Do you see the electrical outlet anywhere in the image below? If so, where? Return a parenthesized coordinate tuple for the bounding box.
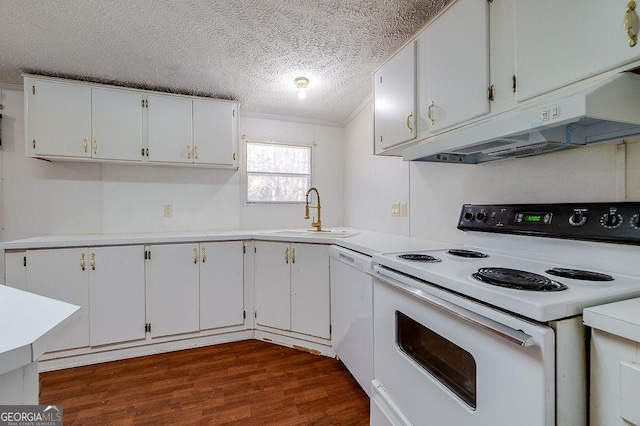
(400, 202, 408, 217)
(391, 202, 400, 217)
(164, 204, 173, 217)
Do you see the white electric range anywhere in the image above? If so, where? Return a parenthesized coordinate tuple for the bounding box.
(369, 202, 640, 426)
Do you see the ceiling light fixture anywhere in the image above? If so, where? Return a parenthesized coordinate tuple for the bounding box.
(295, 77, 309, 99)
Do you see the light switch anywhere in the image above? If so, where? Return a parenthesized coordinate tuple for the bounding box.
(551, 106, 559, 118)
(164, 204, 173, 217)
(391, 202, 400, 217)
(400, 202, 408, 217)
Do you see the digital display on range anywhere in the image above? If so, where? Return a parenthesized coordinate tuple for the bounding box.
(523, 214, 543, 223)
(515, 212, 552, 225)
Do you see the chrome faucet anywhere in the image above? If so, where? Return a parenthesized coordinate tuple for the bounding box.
(304, 187, 322, 231)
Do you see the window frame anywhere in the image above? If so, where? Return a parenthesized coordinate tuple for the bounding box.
(243, 139, 313, 205)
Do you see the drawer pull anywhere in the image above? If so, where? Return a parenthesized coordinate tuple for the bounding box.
(90, 252, 96, 271)
(201, 247, 206, 263)
(427, 101, 436, 125)
(285, 247, 289, 264)
(193, 248, 198, 264)
(406, 112, 414, 133)
(80, 253, 86, 271)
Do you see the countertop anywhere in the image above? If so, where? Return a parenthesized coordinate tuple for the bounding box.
(0, 228, 455, 257)
(584, 298, 640, 343)
(0, 285, 80, 375)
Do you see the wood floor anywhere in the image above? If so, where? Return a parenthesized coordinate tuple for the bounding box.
(39, 340, 370, 425)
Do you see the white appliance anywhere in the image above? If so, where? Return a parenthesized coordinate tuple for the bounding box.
(329, 246, 374, 396)
(403, 72, 640, 163)
(371, 202, 640, 426)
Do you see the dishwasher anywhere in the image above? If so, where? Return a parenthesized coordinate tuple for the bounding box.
(329, 245, 374, 397)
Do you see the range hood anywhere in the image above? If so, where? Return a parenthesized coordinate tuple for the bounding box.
(403, 72, 640, 164)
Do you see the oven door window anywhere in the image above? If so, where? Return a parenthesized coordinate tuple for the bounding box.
(396, 311, 477, 409)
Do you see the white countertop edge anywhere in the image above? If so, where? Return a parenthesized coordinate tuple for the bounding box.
(0, 286, 81, 375)
(0, 228, 454, 257)
(583, 298, 640, 343)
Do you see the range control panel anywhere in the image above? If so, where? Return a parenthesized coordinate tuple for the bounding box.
(457, 203, 640, 244)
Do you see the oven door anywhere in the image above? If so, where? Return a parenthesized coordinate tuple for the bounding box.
(372, 267, 555, 426)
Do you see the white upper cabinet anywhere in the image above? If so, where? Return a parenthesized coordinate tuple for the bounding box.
(24, 75, 239, 169)
(147, 94, 193, 163)
(424, 0, 490, 133)
(193, 100, 238, 167)
(91, 88, 144, 161)
(374, 41, 417, 154)
(515, 0, 640, 101)
(27, 78, 92, 158)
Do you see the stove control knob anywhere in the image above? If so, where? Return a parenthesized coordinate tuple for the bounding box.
(463, 212, 475, 222)
(631, 213, 640, 229)
(600, 212, 623, 229)
(475, 212, 487, 222)
(568, 212, 587, 227)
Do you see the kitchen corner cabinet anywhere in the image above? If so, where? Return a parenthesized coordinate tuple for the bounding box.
(24, 246, 146, 351)
(24, 75, 239, 168)
(422, 0, 489, 134)
(373, 41, 417, 155)
(515, 0, 640, 102)
(254, 241, 330, 340)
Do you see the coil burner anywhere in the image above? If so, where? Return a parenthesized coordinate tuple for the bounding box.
(473, 267, 567, 291)
(398, 254, 442, 263)
(447, 249, 489, 258)
(545, 268, 614, 282)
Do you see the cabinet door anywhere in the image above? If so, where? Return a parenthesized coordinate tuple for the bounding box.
(374, 41, 417, 153)
(515, 0, 640, 101)
(147, 244, 200, 338)
(29, 79, 92, 158)
(26, 248, 90, 351)
(89, 246, 146, 347)
(291, 243, 330, 339)
(199, 241, 244, 330)
(193, 100, 238, 167)
(5, 252, 27, 291)
(91, 87, 143, 161)
(147, 94, 193, 163)
(254, 241, 291, 331)
(427, 0, 489, 132)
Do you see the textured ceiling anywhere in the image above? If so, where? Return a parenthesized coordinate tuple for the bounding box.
(0, 0, 451, 125)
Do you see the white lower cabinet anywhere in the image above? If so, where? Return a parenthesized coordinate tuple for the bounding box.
(199, 241, 245, 330)
(89, 246, 146, 347)
(25, 248, 90, 352)
(146, 243, 201, 338)
(254, 241, 330, 340)
(24, 245, 146, 351)
(146, 241, 245, 338)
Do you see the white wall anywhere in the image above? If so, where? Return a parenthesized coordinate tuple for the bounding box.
(343, 100, 410, 236)
(343, 99, 640, 244)
(0, 91, 344, 241)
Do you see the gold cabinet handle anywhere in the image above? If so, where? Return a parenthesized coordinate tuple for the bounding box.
(194, 145, 199, 160)
(406, 112, 414, 133)
(90, 252, 96, 270)
(187, 145, 192, 159)
(193, 248, 198, 264)
(285, 247, 289, 264)
(83, 136, 88, 153)
(625, 1, 638, 47)
(291, 247, 295, 264)
(201, 247, 206, 263)
(92, 138, 98, 155)
(427, 102, 436, 125)
(80, 253, 86, 271)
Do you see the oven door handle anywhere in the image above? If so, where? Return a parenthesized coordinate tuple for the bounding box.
(370, 270, 535, 347)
